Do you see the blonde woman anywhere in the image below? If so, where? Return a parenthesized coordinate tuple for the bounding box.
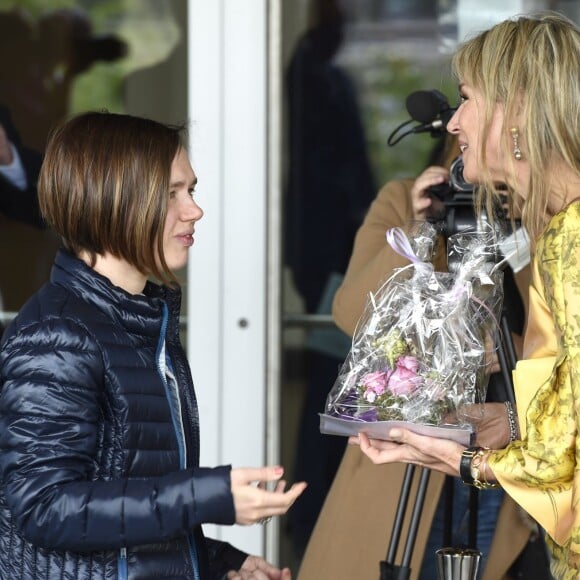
(352, 12, 580, 579)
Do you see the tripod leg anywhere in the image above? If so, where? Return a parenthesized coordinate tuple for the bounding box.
(386, 464, 416, 564)
(380, 467, 431, 580)
(500, 314, 518, 371)
(496, 319, 516, 405)
(401, 467, 431, 568)
(468, 487, 479, 549)
(443, 476, 454, 547)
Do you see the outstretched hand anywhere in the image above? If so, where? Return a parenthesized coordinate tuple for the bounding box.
(230, 466, 307, 526)
(349, 429, 464, 477)
(227, 555, 292, 579)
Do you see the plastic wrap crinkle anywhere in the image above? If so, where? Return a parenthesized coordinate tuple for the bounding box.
(321, 221, 504, 443)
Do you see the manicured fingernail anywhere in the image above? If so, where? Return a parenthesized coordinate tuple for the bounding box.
(389, 429, 401, 440)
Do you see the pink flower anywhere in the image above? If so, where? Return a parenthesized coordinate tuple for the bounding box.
(361, 370, 390, 402)
(397, 355, 419, 374)
(387, 355, 421, 396)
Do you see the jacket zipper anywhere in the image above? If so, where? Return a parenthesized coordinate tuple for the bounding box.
(118, 547, 128, 580)
(156, 303, 200, 580)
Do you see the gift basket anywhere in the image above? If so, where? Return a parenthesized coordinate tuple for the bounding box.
(319, 222, 504, 445)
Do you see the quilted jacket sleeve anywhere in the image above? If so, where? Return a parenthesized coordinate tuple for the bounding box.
(0, 316, 235, 552)
(206, 537, 248, 578)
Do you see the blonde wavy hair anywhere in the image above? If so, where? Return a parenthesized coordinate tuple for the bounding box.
(451, 11, 580, 242)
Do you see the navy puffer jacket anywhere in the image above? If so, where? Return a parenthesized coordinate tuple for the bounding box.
(0, 249, 247, 579)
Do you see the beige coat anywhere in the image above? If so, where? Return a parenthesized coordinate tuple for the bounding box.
(298, 178, 532, 580)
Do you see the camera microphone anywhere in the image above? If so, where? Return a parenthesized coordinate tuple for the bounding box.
(405, 89, 456, 134)
(410, 118, 446, 134)
(387, 89, 456, 146)
(406, 89, 446, 122)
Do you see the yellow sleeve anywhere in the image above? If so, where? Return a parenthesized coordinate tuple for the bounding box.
(488, 203, 580, 565)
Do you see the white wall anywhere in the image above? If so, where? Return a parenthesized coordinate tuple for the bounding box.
(187, 0, 270, 559)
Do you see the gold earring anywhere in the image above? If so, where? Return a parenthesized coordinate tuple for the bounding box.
(510, 127, 522, 160)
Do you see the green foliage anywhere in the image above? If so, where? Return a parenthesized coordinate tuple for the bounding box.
(0, 1, 181, 114)
(70, 64, 125, 113)
(0, 0, 74, 18)
(345, 53, 457, 186)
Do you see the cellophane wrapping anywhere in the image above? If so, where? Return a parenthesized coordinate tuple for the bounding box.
(323, 222, 504, 436)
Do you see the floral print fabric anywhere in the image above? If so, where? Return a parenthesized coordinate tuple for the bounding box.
(489, 201, 580, 579)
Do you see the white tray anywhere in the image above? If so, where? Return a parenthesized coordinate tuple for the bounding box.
(319, 413, 474, 446)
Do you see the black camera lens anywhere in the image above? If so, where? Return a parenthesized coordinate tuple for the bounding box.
(449, 157, 473, 193)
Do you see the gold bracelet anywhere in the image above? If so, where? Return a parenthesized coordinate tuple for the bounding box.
(469, 448, 485, 488)
(473, 449, 500, 490)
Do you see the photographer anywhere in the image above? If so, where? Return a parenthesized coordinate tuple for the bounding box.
(298, 133, 542, 580)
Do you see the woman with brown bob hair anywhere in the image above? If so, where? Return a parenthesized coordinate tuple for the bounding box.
(0, 111, 306, 580)
(40, 111, 181, 285)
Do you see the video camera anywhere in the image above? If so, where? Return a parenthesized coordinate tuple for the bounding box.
(427, 155, 480, 238)
(387, 89, 509, 240)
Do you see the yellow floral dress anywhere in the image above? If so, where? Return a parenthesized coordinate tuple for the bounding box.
(489, 200, 580, 579)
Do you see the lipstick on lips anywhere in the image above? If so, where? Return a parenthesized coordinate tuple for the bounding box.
(176, 232, 194, 246)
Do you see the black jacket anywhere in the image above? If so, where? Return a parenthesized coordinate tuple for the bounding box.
(0, 249, 246, 579)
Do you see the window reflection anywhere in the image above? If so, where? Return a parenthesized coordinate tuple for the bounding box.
(281, 0, 456, 565)
(0, 1, 187, 334)
(283, 0, 377, 560)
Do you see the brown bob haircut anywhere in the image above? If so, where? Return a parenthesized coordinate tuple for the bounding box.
(39, 111, 186, 286)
